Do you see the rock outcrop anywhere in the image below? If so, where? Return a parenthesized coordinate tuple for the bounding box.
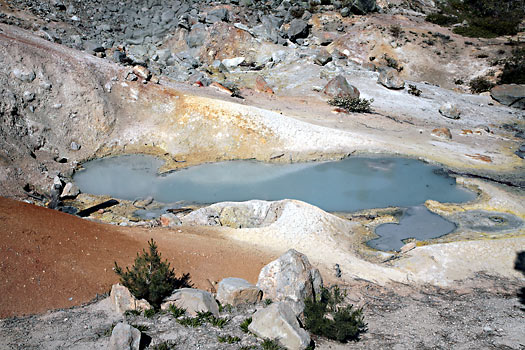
(257, 249, 322, 315)
(248, 302, 311, 350)
(216, 277, 262, 306)
(161, 288, 219, 317)
(490, 84, 525, 109)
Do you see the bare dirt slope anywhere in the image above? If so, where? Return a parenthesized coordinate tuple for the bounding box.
(0, 197, 275, 318)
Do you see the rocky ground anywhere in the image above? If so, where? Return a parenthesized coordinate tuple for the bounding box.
(0, 0, 524, 349)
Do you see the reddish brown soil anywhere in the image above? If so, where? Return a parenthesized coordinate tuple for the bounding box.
(0, 197, 275, 318)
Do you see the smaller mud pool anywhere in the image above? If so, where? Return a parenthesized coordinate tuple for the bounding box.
(368, 206, 457, 251)
(74, 155, 475, 212)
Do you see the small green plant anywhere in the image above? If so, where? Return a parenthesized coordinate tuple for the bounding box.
(304, 286, 367, 343)
(469, 76, 494, 93)
(103, 322, 117, 337)
(177, 316, 203, 327)
(177, 311, 228, 328)
(218, 335, 241, 343)
(124, 309, 141, 317)
(261, 338, 284, 350)
(168, 304, 186, 318)
(264, 298, 273, 306)
(114, 239, 192, 309)
(328, 97, 373, 113)
(211, 317, 229, 328)
(408, 84, 422, 96)
(151, 341, 176, 350)
(240, 317, 252, 333)
(144, 308, 157, 318)
(218, 302, 233, 313)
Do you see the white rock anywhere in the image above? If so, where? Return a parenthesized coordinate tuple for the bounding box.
(60, 182, 80, 199)
(216, 277, 262, 306)
(222, 57, 245, 68)
(161, 288, 219, 317)
(108, 323, 141, 350)
(110, 284, 151, 314)
(248, 302, 310, 350)
(257, 249, 322, 316)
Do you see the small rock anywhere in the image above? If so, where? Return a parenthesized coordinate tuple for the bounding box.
(222, 57, 245, 68)
(216, 278, 262, 306)
(110, 284, 152, 314)
(248, 302, 311, 350)
(13, 68, 36, 82)
(377, 67, 405, 90)
(321, 75, 360, 100)
(161, 288, 219, 317)
(60, 182, 80, 199)
(70, 141, 81, 150)
(313, 49, 332, 66)
(108, 323, 141, 350)
(255, 76, 274, 94)
(257, 249, 322, 316)
(287, 19, 309, 42)
(132, 66, 151, 81)
(210, 82, 233, 95)
(431, 127, 452, 140)
(439, 103, 461, 119)
(160, 213, 182, 227)
(400, 242, 417, 254)
(23, 91, 35, 102)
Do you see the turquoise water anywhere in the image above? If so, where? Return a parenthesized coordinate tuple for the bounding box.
(74, 155, 475, 212)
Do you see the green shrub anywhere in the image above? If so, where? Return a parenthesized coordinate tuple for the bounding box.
(240, 317, 252, 333)
(124, 309, 141, 317)
(151, 341, 176, 350)
(264, 298, 273, 306)
(144, 308, 157, 318)
(389, 24, 403, 38)
(177, 311, 228, 328)
(177, 316, 203, 327)
(328, 97, 373, 113)
(469, 76, 494, 93)
(130, 324, 150, 332)
(304, 286, 367, 343)
(383, 54, 403, 72)
(425, 0, 524, 38)
(499, 48, 525, 85)
(218, 335, 241, 343)
(114, 239, 192, 309)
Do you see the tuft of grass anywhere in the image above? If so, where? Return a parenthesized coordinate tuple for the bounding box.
(499, 47, 525, 85)
(124, 309, 141, 317)
(328, 97, 373, 113)
(167, 304, 186, 318)
(304, 286, 367, 343)
(177, 316, 203, 327)
(103, 322, 117, 337)
(264, 298, 273, 306)
(131, 324, 150, 332)
(144, 308, 157, 318)
(176, 311, 228, 328)
(261, 338, 285, 350)
(240, 317, 252, 333)
(389, 24, 403, 38)
(218, 335, 241, 344)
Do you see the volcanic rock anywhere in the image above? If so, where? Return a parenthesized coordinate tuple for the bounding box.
(322, 75, 360, 99)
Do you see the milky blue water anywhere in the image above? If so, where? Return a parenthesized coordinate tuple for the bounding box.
(74, 155, 475, 212)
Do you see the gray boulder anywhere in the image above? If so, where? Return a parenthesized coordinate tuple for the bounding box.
(439, 102, 461, 119)
(108, 323, 141, 350)
(314, 49, 332, 66)
(349, 0, 378, 15)
(216, 278, 262, 306)
(322, 75, 360, 99)
(161, 288, 219, 317)
(257, 249, 322, 315)
(12, 68, 36, 82)
(287, 19, 309, 41)
(377, 67, 405, 90)
(490, 84, 525, 109)
(159, 213, 181, 227)
(248, 302, 311, 350)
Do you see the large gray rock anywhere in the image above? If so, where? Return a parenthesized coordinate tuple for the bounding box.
(490, 84, 525, 109)
(322, 75, 360, 99)
(377, 67, 405, 90)
(161, 288, 219, 317)
(216, 278, 262, 306)
(108, 323, 141, 350)
(287, 19, 309, 41)
(439, 102, 461, 119)
(257, 249, 322, 315)
(60, 182, 80, 199)
(248, 302, 311, 350)
(110, 284, 152, 314)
